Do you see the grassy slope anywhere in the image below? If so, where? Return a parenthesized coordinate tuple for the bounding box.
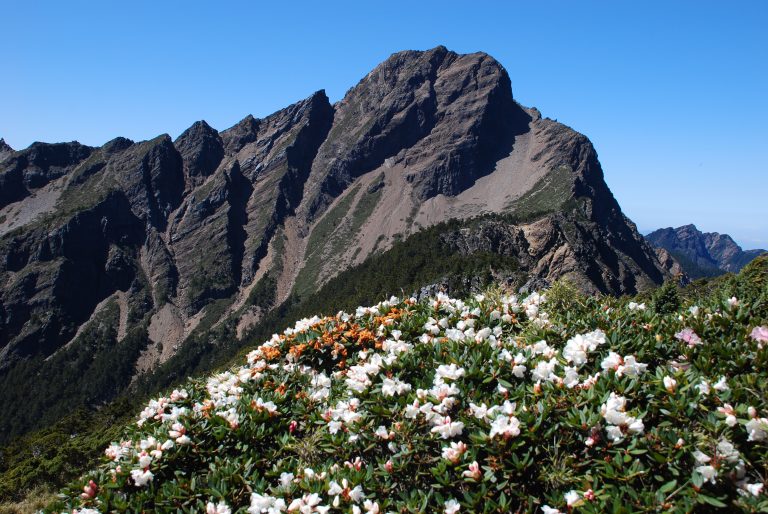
(2, 234, 763, 508)
(42, 256, 768, 513)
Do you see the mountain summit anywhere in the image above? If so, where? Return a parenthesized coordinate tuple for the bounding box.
(0, 47, 670, 441)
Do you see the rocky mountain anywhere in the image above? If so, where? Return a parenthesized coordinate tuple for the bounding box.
(0, 46, 671, 441)
(646, 224, 766, 278)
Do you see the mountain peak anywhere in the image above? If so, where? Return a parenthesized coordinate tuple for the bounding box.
(646, 225, 766, 276)
(0, 48, 673, 445)
(0, 138, 12, 154)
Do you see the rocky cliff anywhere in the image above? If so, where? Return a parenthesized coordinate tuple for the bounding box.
(646, 224, 766, 277)
(0, 46, 671, 441)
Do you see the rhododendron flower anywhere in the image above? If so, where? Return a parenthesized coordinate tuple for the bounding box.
(727, 296, 739, 309)
(617, 355, 647, 377)
(717, 404, 738, 427)
(696, 465, 717, 484)
(435, 363, 465, 381)
(207, 501, 232, 514)
(80, 479, 98, 500)
(431, 416, 464, 439)
(249, 492, 287, 513)
(675, 328, 702, 347)
(130, 468, 153, 487)
(462, 461, 481, 480)
(628, 301, 645, 311)
(739, 482, 764, 497)
(444, 499, 461, 513)
(489, 415, 521, 439)
(713, 376, 729, 392)
(287, 493, 329, 513)
(750, 326, 768, 347)
(541, 507, 562, 514)
(746, 417, 768, 441)
(380, 377, 412, 396)
(663, 376, 677, 393)
(601, 393, 643, 443)
(601, 352, 622, 371)
(441, 441, 467, 463)
(564, 490, 582, 507)
(693, 450, 711, 464)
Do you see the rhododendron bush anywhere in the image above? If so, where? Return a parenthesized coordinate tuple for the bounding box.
(50, 279, 768, 513)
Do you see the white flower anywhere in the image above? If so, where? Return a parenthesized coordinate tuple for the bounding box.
(489, 415, 521, 439)
(617, 355, 647, 377)
(441, 441, 468, 463)
(444, 499, 460, 514)
(130, 468, 153, 487)
(249, 492, 287, 513)
(138, 452, 152, 468)
(746, 417, 768, 441)
(697, 380, 711, 395)
(541, 507, 562, 514)
(740, 482, 764, 497)
(287, 492, 329, 513)
(362, 500, 379, 513)
(695, 465, 718, 484)
(713, 376, 729, 392)
(600, 392, 643, 442)
(601, 352, 622, 371)
(663, 376, 677, 393)
(717, 439, 740, 463)
(430, 417, 464, 439)
(207, 501, 232, 514)
(692, 450, 711, 464)
(374, 425, 393, 439)
(563, 366, 580, 388)
(628, 302, 646, 311)
(380, 377, 412, 397)
(436, 363, 465, 381)
(279, 472, 294, 488)
(562, 330, 606, 368)
(564, 490, 582, 507)
(462, 460, 481, 479)
(727, 296, 739, 309)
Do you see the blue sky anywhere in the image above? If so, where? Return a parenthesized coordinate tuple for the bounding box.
(2, 1, 766, 248)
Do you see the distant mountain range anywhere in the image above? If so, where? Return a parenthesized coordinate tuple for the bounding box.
(646, 224, 766, 278)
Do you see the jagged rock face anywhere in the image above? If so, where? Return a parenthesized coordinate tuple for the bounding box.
(174, 121, 224, 188)
(0, 139, 13, 160)
(0, 141, 93, 208)
(301, 46, 529, 220)
(0, 47, 673, 440)
(646, 224, 765, 275)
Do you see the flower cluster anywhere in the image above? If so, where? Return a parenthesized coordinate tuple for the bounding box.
(52, 285, 768, 513)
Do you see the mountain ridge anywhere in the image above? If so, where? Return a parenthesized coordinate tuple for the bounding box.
(646, 224, 766, 278)
(0, 46, 671, 442)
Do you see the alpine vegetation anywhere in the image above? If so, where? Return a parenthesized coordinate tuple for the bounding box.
(50, 260, 768, 513)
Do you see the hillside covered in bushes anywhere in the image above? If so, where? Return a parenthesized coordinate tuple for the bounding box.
(42, 257, 768, 513)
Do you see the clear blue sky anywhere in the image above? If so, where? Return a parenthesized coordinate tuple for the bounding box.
(2, 1, 766, 248)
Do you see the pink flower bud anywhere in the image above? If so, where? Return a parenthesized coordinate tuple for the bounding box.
(385, 459, 394, 473)
(80, 479, 98, 499)
(289, 420, 298, 434)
